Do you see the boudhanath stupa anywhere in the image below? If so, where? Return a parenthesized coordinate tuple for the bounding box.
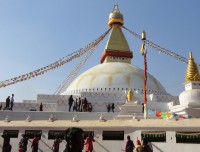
(61, 4, 176, 113)
(1, 4, 179, 113)
(1, 4, 200, 152)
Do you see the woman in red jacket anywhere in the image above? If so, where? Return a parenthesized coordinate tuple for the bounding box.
(85, 132, 95, 152)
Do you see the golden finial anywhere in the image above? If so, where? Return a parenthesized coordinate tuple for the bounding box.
(189, 51, 192, 58)
(140, 31, 146, 53)
(185, 51, 200, 82)
(113, 4, 120, 12)
(108, 4, 124, 27)
(141, 31, 146, 40)
(127, 89, 134, 102)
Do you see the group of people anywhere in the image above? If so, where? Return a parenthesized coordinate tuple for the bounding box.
(124, 136, 153, 152)
(18, 134, 61, 152)
(2, 127, 153, 152)
(1, 127, 95, 152)
(68, 95, 93, 112)
(106, 103, 115, 112)
(2, 133, 43, 152)
(0, 94, 15, 111)
(17, 134, 40, 152)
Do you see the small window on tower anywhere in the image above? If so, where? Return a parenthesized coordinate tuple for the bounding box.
(141, 131, 166, 142)
(102, 131, 124, 140)
(176, 132, 200, 143)
(25, 130, 42, 139)
(3, 130, 19, 138)
(48, 130, 65, 140)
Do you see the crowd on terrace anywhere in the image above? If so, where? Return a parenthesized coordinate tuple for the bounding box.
(0, 94, 117, 113)
(68, 95, 93, 112)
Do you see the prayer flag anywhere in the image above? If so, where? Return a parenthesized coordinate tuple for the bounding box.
(167, 112, 172, 118)
(156, 111, 162, 117)
(161, 112, 167, 118)
(148, 109, 154, 115)
(140, 43, 145, 54)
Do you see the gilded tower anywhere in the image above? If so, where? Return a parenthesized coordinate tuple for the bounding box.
(100, 4, 133, 64)
(178, 52, 200, 115)
(184, 52, 200, 91)
(185, 52, 200, 82)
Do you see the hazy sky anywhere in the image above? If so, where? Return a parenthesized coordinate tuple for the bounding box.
(0, 0, 199, 102)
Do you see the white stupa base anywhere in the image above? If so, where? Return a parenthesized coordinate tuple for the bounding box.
(170, 102, 200, 118)
(186, 108, 200, 117)
(114, 101, 143, 120)
(119, 102, 143, 114)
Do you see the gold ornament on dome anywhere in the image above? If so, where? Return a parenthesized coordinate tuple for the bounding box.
(127, 89, 134, 102)
(185, 52, 200, 82)
(108, 4, 124, 27)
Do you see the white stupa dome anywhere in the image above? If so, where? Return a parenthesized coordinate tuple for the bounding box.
(64, 62, 166, 94)
(62, 5, 167, 97)
(179, 89, 200, 105)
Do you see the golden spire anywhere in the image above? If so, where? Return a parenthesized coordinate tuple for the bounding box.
(100, 5, 132, 64)
(185, 52, 200, 82)
(108, 4, 124, 27)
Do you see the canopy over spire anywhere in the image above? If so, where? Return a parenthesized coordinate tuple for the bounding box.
(185, 52, 200, 82)
(108, 4, 124, 27)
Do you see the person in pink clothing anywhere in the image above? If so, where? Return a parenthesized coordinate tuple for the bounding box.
(85, 132, 95, 152)
(18, 144, 23, 152)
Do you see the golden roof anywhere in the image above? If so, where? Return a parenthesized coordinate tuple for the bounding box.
(185, 52, 200, 82)
(104, 24, 130, 52)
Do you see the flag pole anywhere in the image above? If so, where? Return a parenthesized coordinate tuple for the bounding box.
(141, 31, 148, 119)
